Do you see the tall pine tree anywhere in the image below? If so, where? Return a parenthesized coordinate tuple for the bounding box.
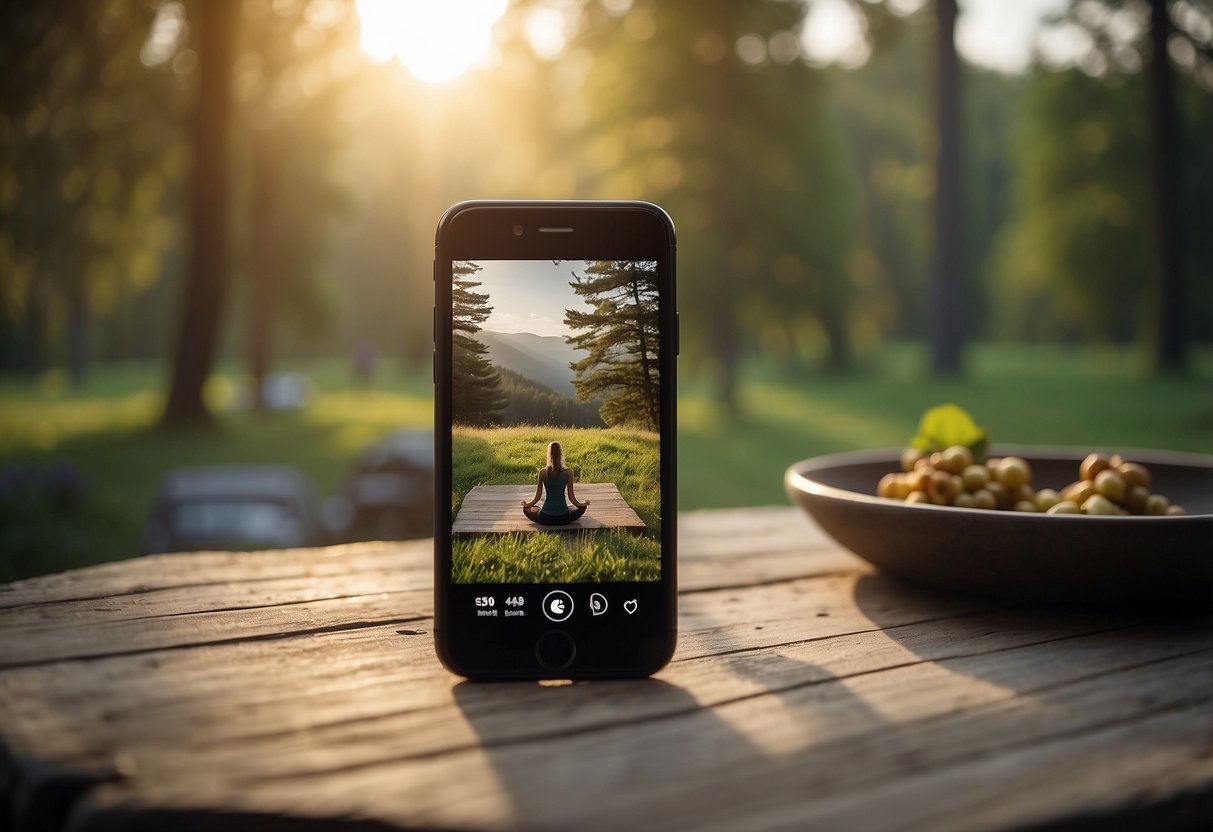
(564, 261, 660, 431)
(452, 261, 506, 426)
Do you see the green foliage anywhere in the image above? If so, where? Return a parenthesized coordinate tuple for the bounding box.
(678, 342, 1213, 509)
(452, 262, 507, 426)
(1, 345, 1211, 580)
(0, 1, 187, 376)
(0, 357, 432, 582)
(232, 0, 361, 348)
(909, 403, 989, 461)
(571, 0, 861, 393)
(565, 260, 661, 430)
(497, 367, 604, 428)
(992, 0, 1213, 348)
(993, 70, 1152, 342)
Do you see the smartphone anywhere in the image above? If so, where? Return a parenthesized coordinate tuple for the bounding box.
(433, 200, 677, 679)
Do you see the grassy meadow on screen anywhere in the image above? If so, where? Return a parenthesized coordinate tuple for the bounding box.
(449, 260, 662, 583)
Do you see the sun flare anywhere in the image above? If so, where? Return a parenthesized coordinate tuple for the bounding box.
(355, 0, 508, 84)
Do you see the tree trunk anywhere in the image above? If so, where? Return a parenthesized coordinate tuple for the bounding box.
(1149, 0, 1187, 374)
(822, 313, 851, 373)
(66, 269, 88, 385)
(629, 268, 658, 432)
(712, 305, 737, 410)
(21, 277, 47, 377)
(161, 0, 237, 425)
(248, 133, 279, 410)
(930, 0, 964, 377)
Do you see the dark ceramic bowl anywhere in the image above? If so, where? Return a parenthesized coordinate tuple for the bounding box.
(785, 447, 1213, 608)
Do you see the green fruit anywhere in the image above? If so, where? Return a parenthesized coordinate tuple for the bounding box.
(996, 457, 1032, 490)
(940, 445, 973, 474)
(878, 473, 901, 499)
(962, 464, 990, 492)
(901, 448, 926, 473)
(1094, 469, 1126, 503)
(1123, 484, 1149, 514)
(1082, 494, 1118, 515)
(972, 489, 997, 510)
(1034, 489, 1060, 511)
(1079, 453, 1111, 482)
(1144, 493, 1170, 515)
(1117, 462, 1151, 489)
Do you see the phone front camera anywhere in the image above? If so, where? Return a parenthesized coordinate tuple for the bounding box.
(512, 225, 524, 237)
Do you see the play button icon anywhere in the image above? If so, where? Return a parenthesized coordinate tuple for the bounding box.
(541, 590, 574, 622)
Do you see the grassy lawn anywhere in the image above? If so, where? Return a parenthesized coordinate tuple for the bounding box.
(1, 342, 1211, 582)
(679, 342, 1213, 508)
(451, 529, 660, 583)
(451, 425, 661, 583)
(0, 359, 432, 582)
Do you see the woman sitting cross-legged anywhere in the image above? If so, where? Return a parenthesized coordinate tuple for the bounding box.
(521, 441, 589, 527)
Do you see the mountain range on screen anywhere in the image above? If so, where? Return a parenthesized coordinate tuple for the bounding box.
(474, 330, 585, 397)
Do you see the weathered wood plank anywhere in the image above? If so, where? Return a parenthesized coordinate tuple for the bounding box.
(453, 484, 645, 534)
(0, 592, 430, 669)
(0, 509, 843, 643)
(64, 635, 1213, 831)
(0, 541, 431, 610)
(0, 573, 984, 765)
(7, 570, 1206, 830)
(3, 507, 1210, 832)
(0, 508, 828, 610)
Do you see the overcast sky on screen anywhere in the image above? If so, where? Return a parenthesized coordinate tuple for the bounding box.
(470, 260, 596, 339)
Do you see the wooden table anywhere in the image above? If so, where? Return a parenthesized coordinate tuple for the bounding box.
(453, 483, 645, 534)
(2, 507, 1211, 831)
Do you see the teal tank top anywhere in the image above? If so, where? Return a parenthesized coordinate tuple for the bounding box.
(541, 468, 568, 515)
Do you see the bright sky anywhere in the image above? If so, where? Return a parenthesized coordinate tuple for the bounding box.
(803, 0, 1073, 73)
(357, 0, 1076, 85)
(471, 260, 596, 339)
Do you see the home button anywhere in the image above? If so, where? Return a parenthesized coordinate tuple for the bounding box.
(535, 630, 576, 670)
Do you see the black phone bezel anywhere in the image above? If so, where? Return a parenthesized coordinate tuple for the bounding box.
(433, 200, 677, 680)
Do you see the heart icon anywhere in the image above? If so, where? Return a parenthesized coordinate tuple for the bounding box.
(623, 599, 638, 614)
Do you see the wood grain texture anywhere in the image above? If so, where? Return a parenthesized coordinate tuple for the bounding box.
(1, 507, 1210, 832)
(453, 484, 645, 533)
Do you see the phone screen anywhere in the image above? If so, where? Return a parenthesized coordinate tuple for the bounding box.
(435, 204, 675, 677)
(447, 259, 665, 645)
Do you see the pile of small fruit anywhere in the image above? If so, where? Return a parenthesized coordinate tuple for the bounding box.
(878, 448, 1186, 516)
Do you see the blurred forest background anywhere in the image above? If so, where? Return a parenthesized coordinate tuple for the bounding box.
(1, 0, 1211, 580)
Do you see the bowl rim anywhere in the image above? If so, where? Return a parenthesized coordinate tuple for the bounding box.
(785, 445, 1213, 521)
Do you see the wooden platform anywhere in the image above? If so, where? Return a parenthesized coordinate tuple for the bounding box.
(2, 507, 1212, 831)
(452, 483, 646, 534)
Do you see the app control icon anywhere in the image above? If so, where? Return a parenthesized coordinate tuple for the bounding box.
(542, 590, 574, 622)
(623, 599, 638, 615)
(589, 592, 608, 616)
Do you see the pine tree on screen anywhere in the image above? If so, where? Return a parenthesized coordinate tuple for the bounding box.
(452, 261, 506, 425)
(565, 260, 660, 432)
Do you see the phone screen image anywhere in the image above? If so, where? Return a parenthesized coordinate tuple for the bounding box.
(435, 202, 675, 678)
(450, 258, 662, 594)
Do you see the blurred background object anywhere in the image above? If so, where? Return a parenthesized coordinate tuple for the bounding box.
(142, 464, 322, 553)
(322, 428, 434, 542)
(1, 0, 1210, 581)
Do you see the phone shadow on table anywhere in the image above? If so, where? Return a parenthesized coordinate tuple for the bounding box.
(450, 648, 890, 826)
(851, 570, 1213, 697)
(450, 572, 1213, 827)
